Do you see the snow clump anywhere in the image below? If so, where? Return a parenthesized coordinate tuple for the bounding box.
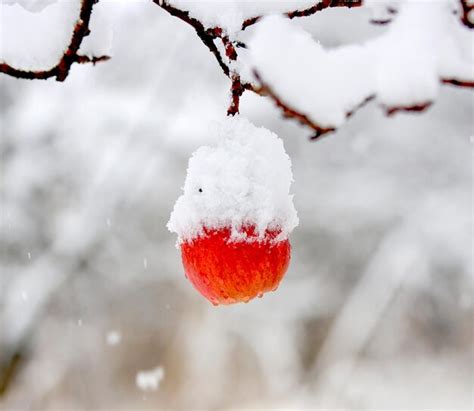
(167, 116, 298, 243)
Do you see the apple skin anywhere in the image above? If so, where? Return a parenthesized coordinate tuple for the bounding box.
(180, 226, 291, 305)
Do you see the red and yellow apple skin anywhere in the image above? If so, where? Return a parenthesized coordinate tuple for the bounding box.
(180, 226, 291, 305)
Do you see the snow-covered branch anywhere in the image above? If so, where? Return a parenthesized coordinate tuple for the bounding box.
(248, 1, 474, 138)
(1, 0, 473, 137)
(0, 0, 109, 81)
(460, 0, 474, 28)
(241, 0, 363, 30)
(154, 0, 473, 137)
(154, 1, 368, 118)
(154, 1, 232, 77)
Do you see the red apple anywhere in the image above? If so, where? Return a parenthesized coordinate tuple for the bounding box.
(180, 226, 291, 305)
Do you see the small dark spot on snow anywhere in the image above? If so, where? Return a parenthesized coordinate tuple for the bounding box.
(198, 188, 203, 193)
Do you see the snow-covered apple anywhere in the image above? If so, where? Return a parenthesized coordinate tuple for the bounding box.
(168, 116, 298, 305)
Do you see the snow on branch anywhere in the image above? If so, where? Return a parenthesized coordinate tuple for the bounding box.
(153, 1, 232, 77)
(0, 0, 109, 81)
(154, 0, 473, 138)
(1, 0, 473, 137)
(154, 1, 366, 116)
(161, 0, 342, 34)
(242, 0, 363, 30)
(460, 0, 474, 28)
(248, 1, 474, 138)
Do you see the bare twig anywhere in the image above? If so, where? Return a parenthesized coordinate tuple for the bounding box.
(0, 0, 108, 81)
(227, 75, 246, 116)
(386, 102, 433, 116)
(442, 77, 474, 88)
(74, 55, 111, 65)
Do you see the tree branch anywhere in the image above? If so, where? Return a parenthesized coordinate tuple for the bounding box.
(255, 69, 474, 139)
(242, 0, 363, 30)
(227, 75, 246, 116)
(0, 0, 108, 81)
(460, 0, 474, 28)
(74, 55, 111, 65)
(254, 70, 338, 139)
(156, 0, 473, 134)
(442, 78, 474, 88)
(2, 0, 472, 135)
(385, 102, 433, 116)
(154, 1, 231, 77)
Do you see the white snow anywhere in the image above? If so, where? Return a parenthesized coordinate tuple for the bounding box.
(371, 1, 444, 107)
(249, 15, 374, 127)
(167, 116, 298, 243)
(78, 0, 114, 58)
(364, 0, 399, 22)
(0, 0, 81, 71)
(106, 330, 122, 346)
(1, 2, 472, 408)
(168, 0, 318, 34)
(135, 366, 165, 391)
(468, 8, 474, 25)
(248, 0, 474, 128)
(2, 0, 57, 13)
(1, 0, 115, 71)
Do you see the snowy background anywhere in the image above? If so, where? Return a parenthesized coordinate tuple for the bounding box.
(1, 1, 473, 409)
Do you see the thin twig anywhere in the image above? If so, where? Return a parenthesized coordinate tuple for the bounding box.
(242, 0, 363, 30)
(74, 55, 111, 65)
(442, 78, 474, 88)
(154, 1, 366, 117)
(386, 102, 433, 116)
(227, 76, 245, 116)
(154, 1, 230, 77)
(254, 68, 474, 138)
(3, 0, 472, 133)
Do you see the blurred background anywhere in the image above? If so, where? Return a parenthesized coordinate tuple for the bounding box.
(0, 1, 472, 409)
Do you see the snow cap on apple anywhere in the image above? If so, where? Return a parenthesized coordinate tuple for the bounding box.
(168, 116, 298, 242)
(168, 116, 298, 305)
